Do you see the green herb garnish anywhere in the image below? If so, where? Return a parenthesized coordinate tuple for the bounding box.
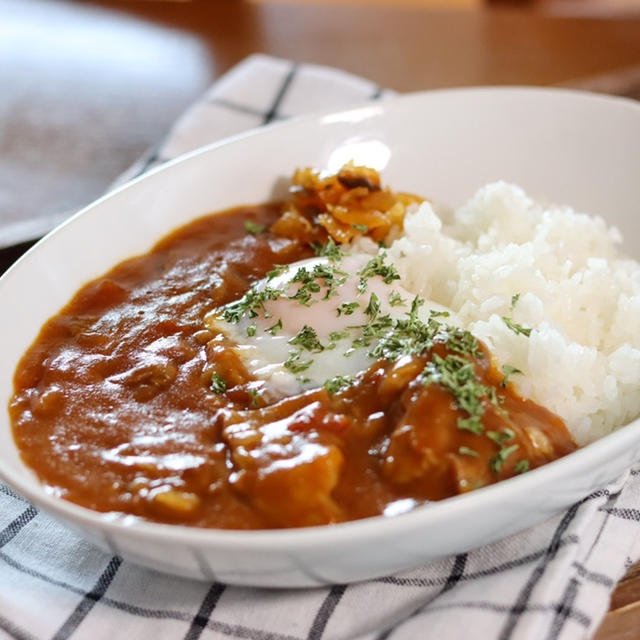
(267, 318, 283, 336)
(244, 220, 266, 235)
(351, 314, 394, 350)
(409, 295, 425, 321)
(501, 364, 523, 388)
(248, 388, 261, 407)
(324, 375, 355, 394)
(287, 264, 347, 306)
(283, 352, 313, 374)
(490, 444, 520, 474)
(352, 223, 369, 233)
(364, 293, 381, 321)
(388, 291, 406, 307)
(210, 373, 227, 394)
(368, 297, 430, 360)
(502, 316, 532, 337)
(515, 459, 530, 474)
(222, 285, 281, 323)
(266, 264, 289, 280)
(457, 417, 484, 435)
(458, 446, 480, 457)
(313, 263, 348, 300)
(288, 267, 321, 306)
(422, 353, 496, 434)
(289, 325, 324, 352)
(337, 301, 360, 316)
(445, 327, 484, 359)
(358, 253, 401, 285)
(487, 429, 515, 445)
(246, 324, 257, 337)
(510, 293, 520, 310)
(311, 237, 345, 263)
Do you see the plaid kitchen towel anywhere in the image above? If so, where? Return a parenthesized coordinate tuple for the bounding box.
(1, 54, 640, 640)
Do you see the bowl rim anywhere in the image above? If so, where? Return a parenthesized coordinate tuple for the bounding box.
(2, 85, 639, 551)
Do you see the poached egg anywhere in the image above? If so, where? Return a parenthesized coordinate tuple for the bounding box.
(207, 250, 457, 396)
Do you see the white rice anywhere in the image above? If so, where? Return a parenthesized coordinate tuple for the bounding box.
(385, 182, 640, 446)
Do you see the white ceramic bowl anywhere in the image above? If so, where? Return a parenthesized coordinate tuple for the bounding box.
(1, 88, 639, 587)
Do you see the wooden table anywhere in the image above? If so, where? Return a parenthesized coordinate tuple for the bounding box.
(1, 1, 639, 636)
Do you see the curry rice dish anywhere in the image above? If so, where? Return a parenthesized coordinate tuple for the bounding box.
(9, 166, 640, 529)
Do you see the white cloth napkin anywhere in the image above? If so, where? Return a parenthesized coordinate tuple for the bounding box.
(1, 53, 639, 640)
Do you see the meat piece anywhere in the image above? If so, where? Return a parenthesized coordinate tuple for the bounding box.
(220, 396, 348, 527)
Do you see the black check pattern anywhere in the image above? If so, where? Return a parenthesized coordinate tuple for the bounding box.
(2, 468, 635, 640)
(1, 54, 639, 640)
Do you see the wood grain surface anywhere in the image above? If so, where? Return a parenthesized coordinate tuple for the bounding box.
(1, 0, 639, 636)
